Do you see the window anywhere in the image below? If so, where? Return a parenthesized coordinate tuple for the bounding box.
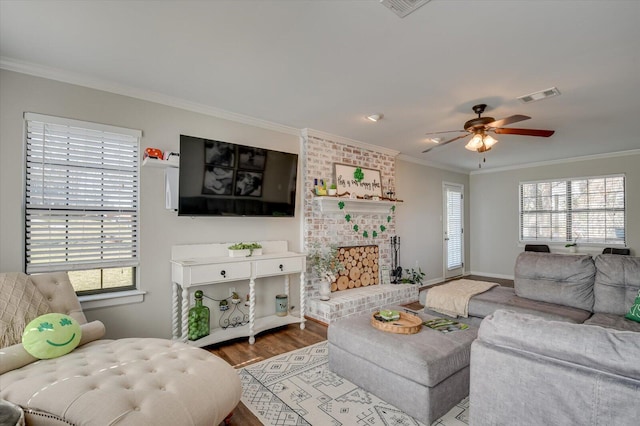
(24, 113, 141, 294)
(520, 175, 625, 245)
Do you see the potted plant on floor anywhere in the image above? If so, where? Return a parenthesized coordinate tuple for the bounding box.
(399, 267, 425, 285)
(228, 242, 262, 257)
(308, 244, 345, 301)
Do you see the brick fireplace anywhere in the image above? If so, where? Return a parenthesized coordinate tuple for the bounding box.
(301, 129, 417, 323)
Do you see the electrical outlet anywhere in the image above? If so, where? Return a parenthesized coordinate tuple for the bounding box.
(229, 287, 236, 297)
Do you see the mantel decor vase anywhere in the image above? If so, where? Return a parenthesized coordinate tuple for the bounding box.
(188, 290, 210, 341)
(319, 280, 331, 301)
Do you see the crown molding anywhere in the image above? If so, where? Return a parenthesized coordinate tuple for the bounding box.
(470, 149, 640, 175)
(0, 56, 300, 136)
(302, 128, 400, 157)
(396, 154, 469, 175)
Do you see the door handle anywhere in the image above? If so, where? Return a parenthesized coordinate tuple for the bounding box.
(444, 238, 450, 241)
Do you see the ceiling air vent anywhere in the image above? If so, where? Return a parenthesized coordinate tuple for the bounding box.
(380, 0, 433, 18)
(518, 87, 561, 103)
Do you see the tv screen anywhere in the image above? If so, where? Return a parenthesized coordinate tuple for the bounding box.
(178, 135, 298, 217)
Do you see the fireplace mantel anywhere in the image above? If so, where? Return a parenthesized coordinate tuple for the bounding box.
(313, 197, 401, 214)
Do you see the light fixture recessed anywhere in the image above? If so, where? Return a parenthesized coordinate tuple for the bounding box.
(367, 114, 383, 122)
(428, 137, 441, 144)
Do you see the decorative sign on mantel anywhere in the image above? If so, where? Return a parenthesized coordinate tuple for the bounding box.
(334, 164, 382, 198)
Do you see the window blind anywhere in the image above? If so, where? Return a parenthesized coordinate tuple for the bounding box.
(24, 113, 141, 273)
(447, 188, 463, 270)
(520, 175, 625, 245)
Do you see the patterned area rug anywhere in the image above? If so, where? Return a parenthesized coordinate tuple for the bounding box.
(239, 341, 469, 426)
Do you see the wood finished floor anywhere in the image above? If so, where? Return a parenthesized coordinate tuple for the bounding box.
(208, 274, 509, 425)
(207, 320, 327, 426)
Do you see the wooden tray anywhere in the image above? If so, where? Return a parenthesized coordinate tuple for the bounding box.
(371, 311, 422, 334)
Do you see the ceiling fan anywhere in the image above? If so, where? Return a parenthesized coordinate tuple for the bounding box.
(422, 104, 555, 153)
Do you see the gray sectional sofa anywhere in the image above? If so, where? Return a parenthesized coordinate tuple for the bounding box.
(473, 252, 640, 425)
(420, 252, 640, 331)
(419, 252, 640, 425)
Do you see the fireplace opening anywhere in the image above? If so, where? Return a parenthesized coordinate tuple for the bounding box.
(332, 245, 379, 292)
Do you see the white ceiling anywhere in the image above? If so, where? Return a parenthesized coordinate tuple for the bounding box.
(1, 0, 639, 172)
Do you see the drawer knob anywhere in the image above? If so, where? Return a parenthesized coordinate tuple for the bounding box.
(279, 264, 284, 271)
(220, 270, 226, 277)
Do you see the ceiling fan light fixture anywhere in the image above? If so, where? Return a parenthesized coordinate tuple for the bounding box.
(483, 134, 497, 149)
(367, 114, 383, 122)
(465, 133, 484, 151)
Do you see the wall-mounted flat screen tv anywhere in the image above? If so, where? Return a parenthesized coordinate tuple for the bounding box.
(178, 134, 298, 217)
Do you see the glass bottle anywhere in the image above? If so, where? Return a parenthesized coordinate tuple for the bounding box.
(188, 290, 210, 341)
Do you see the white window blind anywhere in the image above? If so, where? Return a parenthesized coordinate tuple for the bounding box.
(447, 188, 463, 270)
(24, 113, 141, 274)
(520, 175, 625, 245)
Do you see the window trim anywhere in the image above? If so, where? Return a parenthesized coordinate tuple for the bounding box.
(23, 112, 143, 297)
(518, 174, 626, 246)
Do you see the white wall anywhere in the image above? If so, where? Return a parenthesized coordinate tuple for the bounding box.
(395, 158, 470, 284)
(469, 153, 640, 278)
(0, 70, 302, 339)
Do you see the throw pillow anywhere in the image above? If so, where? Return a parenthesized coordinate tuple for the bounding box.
(625, 290, 640, 323)
(0, 272, 51, 348)
(22, 313, 82, 359)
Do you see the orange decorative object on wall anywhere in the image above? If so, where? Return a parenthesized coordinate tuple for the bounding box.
(144, 147, 163, 160)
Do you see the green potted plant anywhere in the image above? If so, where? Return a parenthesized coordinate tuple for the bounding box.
(230, 291, 241, 304)
(228, 242, 262, 257)
(399, 267, 425, 285)
(328, 183, 338, 196)
(308, 244, 345, 300)
(565, 238, 578, 253)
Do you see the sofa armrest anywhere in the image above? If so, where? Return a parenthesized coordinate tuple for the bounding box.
(0, 320, 105, 374)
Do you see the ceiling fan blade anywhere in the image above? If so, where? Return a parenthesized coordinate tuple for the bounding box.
(422, 134, 470, 153)
(424, 129, 465, 136)
(486, 114, 530, 128)
(494, 128, 555, 137)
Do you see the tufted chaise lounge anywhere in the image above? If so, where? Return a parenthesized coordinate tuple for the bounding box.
(0, 272, 242, 425)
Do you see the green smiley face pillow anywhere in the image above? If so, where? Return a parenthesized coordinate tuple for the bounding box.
(22, 313, 82, 359)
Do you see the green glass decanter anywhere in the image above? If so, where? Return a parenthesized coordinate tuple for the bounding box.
(188, 290, 210, 341)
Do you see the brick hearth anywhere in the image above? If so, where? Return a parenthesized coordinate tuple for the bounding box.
(306, 284, 417, 324)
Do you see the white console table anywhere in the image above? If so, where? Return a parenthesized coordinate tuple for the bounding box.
(170, 241, 306, 346)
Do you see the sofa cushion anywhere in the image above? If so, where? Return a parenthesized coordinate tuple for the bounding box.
(0, 272, 51, 349)
(584, 313, 640, 332)
(514, 252, 595, 311)
(593, 254, 640, 315)
(478, 310, 640, 380)
(468, 286, 592, 323)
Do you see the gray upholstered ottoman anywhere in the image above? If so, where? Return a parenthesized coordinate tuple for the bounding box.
(328, 307, 478, 424)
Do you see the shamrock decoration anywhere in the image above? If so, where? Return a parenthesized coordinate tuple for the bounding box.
(353, 167, 364, 182)
(337, 201, 395, 238)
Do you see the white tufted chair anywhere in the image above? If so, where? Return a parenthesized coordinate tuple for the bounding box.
(0, 272, 241, 426)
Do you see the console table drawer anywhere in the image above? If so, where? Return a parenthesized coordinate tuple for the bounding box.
(254, 257, 304, 277)
(188, 262, 251, 285)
